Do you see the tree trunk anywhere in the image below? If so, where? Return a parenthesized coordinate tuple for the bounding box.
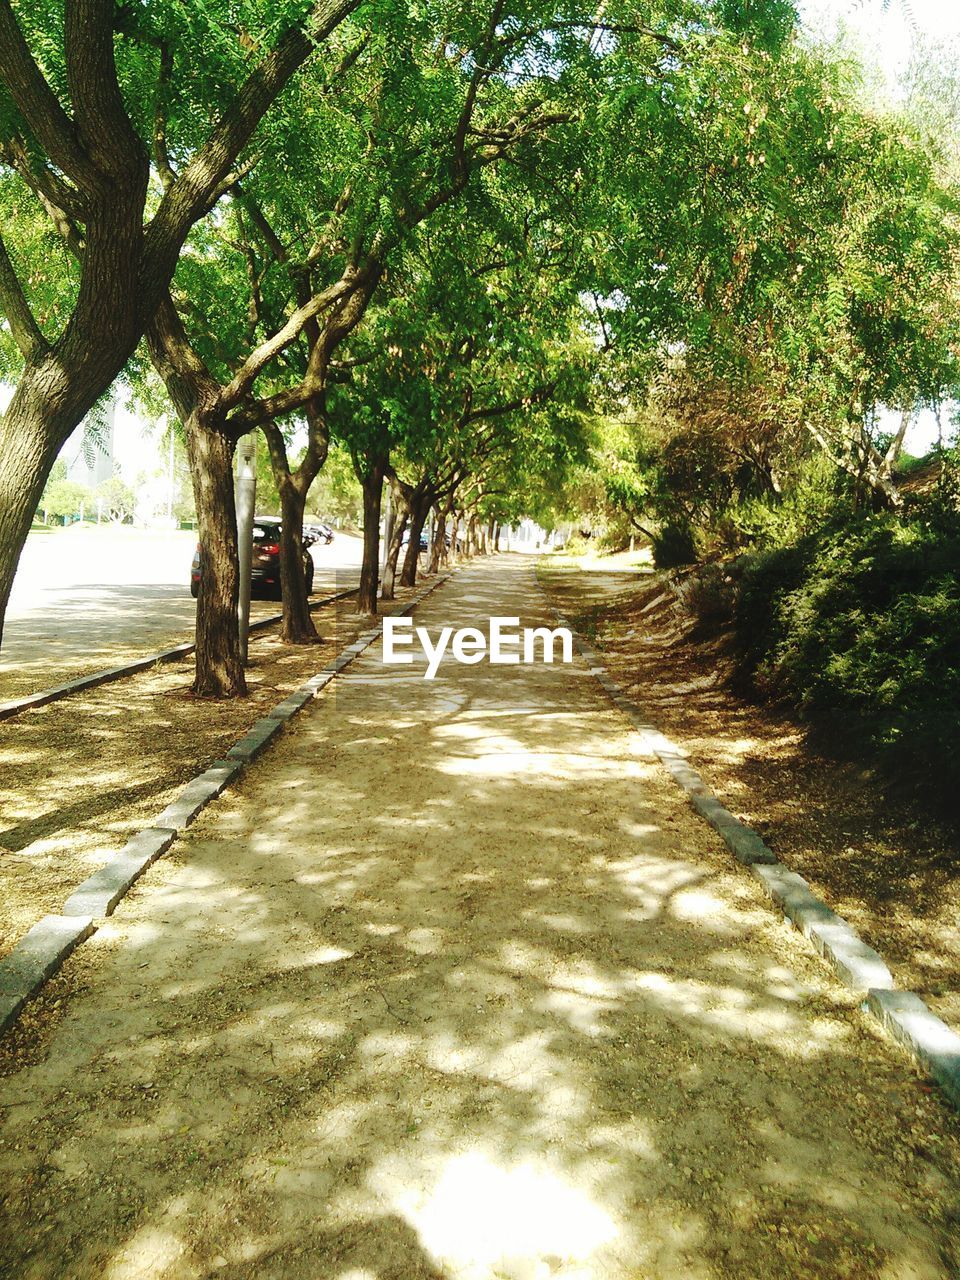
(277, 478, 319, 643)
(0, 380, 64, 647)
(399, 492, 432, 588)
(428, 502, 448, 574)
(185, 418, 246, 696)
(380, 472, 410, 601)
(358, 460, 386, 615)
(381, 510, 408, 601)
(261, 411, 328, 641)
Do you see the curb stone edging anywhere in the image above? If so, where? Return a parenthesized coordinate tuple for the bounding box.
(866, 990, 960, 1110)
(0, 571, 457, 1037)
(540, 574, 960, 1114)
(153, 760, 243, 829)
(61, 829, 178, 922)
(0, 586, 360, 723)
(0, 915, 95, 1033)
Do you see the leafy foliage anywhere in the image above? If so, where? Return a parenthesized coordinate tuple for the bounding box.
(734, 503, 960, 808)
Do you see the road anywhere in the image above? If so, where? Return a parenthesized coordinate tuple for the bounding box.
(0, 555, 955, 1279)
(0, 525, 362, 700)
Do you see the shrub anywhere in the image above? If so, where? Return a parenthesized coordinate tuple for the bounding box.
(682, 563, 738, 626)
(734, 509, 960, 809)
(652, 522, 697, 569)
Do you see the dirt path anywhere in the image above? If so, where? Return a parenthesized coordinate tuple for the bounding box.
(1, 557, 958, 1280)
(538, 561, 960, 1039)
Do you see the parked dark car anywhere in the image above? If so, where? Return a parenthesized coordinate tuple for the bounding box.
(190, 516, 315, 600)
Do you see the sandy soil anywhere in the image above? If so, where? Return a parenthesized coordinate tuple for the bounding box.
(0, 590, 386, 962)
(1, 557, 959, 1280)
(538, 560, 960, 1038)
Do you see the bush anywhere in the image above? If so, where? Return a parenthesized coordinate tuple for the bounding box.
(734, 509, 960, 809)
(652, 522, 697, 568)
(681, 563, 738, 626)
(713, 456, 843, 554)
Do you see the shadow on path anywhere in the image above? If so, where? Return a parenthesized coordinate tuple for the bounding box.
(1, 558, 958, 1280)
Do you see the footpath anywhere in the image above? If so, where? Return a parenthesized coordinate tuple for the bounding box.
(1, 556, 958, 1280)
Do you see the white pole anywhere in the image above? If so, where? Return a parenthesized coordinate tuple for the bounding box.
(236, 433, 257, 663)
(167, 422, 175, 522)
(380, 482, 393, 584)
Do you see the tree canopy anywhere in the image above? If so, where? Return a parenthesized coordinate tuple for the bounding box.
(2, 0, 960, 697)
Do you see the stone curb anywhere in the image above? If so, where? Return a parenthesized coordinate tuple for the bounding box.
(225, 716, 287, 763)
(0, 585, 359, 723)
(751, 863, 894, 992)
(0, 570, 456, 1038)
(153, 760, 243, 829)
(866, 990, 960, 1110)
(62, 828, 178, 920)
(542, 576, 960, 1113)
(0, 915, 95, 1033)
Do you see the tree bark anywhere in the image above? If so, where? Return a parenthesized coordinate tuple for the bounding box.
(185, 417, 246, 697)
(276, 478, 319, 643)
(0, 373, 65, 647)
(357, 455, 386, 615)
(399, 491, 432, 588)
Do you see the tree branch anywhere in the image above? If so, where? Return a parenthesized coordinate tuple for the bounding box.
(220, 273, 360, 411)
(0, 137, 86, 255)
(0, 230, 46, 356)
(0, 0, 98, 188)
(505, 19, 682, 54)
(65, 0, 145, 179)
(143, 0, 361, 292)
(152, 42, 177, 193)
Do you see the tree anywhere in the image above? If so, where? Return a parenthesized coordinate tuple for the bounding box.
(326, 191, 596, 602)
(40, 476, 90, 524)
(147, 0, 618, 667)
(588, 33, 960, 532)
(95, 473, 136, 524)
(0, 0, 361, 649)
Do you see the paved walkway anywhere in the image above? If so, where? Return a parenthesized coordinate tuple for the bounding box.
(1, 558, 957, 1279)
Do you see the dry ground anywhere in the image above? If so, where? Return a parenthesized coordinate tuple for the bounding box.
(1, 556, 959, 1280)
(0, 588, 412, 962)
(538, 558, 960, 1038)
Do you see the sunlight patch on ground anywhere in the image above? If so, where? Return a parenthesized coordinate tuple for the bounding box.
(433, 749, 646, 781)
(624, 969, 850, 1053)
(422, 1028, 558, 1090)
(105, 1226, 186, 1278)
(371, 1150, 619, 1279)
(670, 887, 740, 923)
